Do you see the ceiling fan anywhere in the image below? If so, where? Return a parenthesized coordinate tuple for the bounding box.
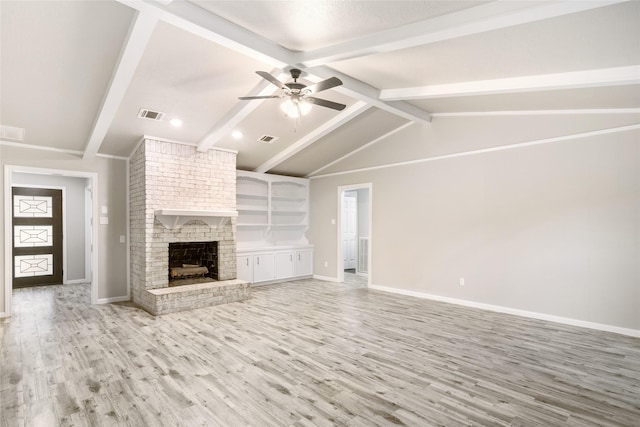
(239, 68, 346, 118)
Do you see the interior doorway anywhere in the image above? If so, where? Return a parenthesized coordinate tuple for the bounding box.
(337, 184, 372, 285)
(3, 165, 99, 317)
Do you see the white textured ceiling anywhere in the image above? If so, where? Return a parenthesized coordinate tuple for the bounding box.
(1, 0, 638, 176)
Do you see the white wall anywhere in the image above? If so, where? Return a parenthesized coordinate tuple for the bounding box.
(12, 172, 88, 281)
(0, 145, 128, 315)
(309, 116, 640, 332)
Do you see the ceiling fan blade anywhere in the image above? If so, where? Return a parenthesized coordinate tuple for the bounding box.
(256, 71, 288, 90)
(306, 97, 347, 111)
(305, 77, 343, 94)
(238, 95, 282, 100)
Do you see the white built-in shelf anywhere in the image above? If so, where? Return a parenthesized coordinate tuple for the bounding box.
(237, 193, 269, 200)
(155, 209, 238, 230)
(238, 207, 269, 213)
(236, 171, 310, 248)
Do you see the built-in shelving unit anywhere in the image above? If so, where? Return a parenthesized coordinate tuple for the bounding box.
(236, 171, 312, 284)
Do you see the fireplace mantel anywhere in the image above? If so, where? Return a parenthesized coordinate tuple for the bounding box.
(155, 209, 238, 230)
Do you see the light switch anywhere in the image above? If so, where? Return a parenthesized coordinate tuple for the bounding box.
(119, 235, 126, 243)
(331, 218, 336, 225)
(99, 216, 109, 225)
(101, 205, 108, 215)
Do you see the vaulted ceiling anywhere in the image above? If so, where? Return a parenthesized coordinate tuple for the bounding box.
(1, 0, 639, 177)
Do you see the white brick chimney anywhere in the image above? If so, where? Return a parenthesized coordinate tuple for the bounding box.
(129, 139, 248, 314)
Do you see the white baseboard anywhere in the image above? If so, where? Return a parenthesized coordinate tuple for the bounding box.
(368, 284, 640, 338)
(96, 295, 130, 304)
(64, 279, 90, 285)
(313, 275, 340, 282)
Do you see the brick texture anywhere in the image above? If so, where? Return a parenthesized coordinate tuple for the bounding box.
(130, 139, 245, 314)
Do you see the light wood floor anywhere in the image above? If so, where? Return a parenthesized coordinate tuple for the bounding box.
(1, 280, 639, 426)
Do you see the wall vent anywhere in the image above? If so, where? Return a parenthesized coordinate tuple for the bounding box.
(137, 108, 165, 121)
(257, 134, 278, 144)
(0, 125, 25, 141)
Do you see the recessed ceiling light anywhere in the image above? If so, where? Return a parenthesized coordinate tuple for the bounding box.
(232, 131, 243, 140)
(170, 118, 183, 127)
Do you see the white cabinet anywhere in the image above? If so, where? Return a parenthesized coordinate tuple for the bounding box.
(237, 248, 313, 284)
(236, 255, 253, 282)
(252, 253, 275, 283)
(274, 251, 295, 280)
(295, 249, 313, 276)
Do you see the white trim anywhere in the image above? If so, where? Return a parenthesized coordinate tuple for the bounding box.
(125, 158, 131, 303)
(254, 101, 371, 173)
(3, 166, 11, 317)
(307, 122, 414, 177)
(431, 108, 640, 117)
(96, 153, 130, 161)
(0, 139, 129, 160)
(1, 140, 84, 156)
(10, 183, 68, 284)
(83, 11, 158, 159)
(312, 274, 340, 283)
(380, 66, 640, 100)
(368, 284, 640, 338)
(311, 124, 640, 179)
(337, 183, 372, 287)
(96, 295, 130, 304)
(3, 165, 99, 316)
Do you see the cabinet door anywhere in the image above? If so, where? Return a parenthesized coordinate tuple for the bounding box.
(253, 253, 275, 282)
(236, 255, 253, 282)
(295, 249, 313, 276)
(274, 251, 295, 280)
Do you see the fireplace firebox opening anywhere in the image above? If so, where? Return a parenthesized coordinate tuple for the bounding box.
(168, 241, 218, 286)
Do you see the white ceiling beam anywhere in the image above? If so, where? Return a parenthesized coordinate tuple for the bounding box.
(116, 0, 294, 68)
(380, 66, 640, 100)
(83, 10, 157, 159)
(197, 69, 288, 151)
(254, 101, 371, 173)
(116, 0, 431, 125)
(299, 0, 629, 67)
(305, 66, 431, 122)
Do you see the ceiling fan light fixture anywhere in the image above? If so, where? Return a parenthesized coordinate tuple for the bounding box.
(280, 98, 312, 118)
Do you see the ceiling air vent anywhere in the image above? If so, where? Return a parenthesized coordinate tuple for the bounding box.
(257, 134, 278, 144)
(0, 125, 25, 141)
(137, 108, 165, 121)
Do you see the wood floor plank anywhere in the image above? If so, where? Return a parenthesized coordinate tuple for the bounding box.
(1, 280, 639, 426)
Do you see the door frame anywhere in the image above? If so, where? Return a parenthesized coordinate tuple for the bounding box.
(4, 165, 99, 316)
(11, 184, 67, 285)
(337, 183, 372, 285)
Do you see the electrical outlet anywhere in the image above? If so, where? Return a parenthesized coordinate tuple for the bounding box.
(459, 277, 465, 286)
(119, 235, 126, 243)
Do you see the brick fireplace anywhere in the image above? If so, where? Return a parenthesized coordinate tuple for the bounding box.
(129, 139, 250, 315)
